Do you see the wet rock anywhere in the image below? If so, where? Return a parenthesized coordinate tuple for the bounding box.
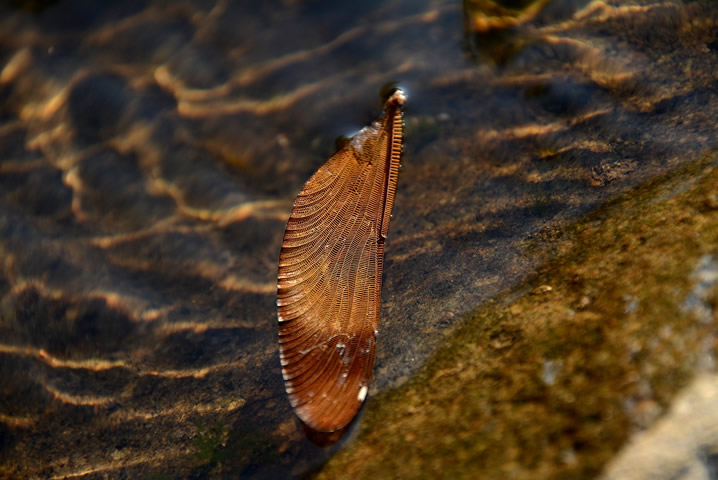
(8, 288, 136, 358)
(165, 43, 229, 90)
(0, 166, 72, 217)
(314, 156, 718, 480)
(74, 148, 175, 231)
(103, 15, 195, 65)
(68, 73, 133, 144)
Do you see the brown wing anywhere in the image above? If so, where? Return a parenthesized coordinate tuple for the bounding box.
(277, 91, 404, 432)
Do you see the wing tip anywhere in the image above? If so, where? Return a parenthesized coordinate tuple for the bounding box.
(293, 393, 367, 433)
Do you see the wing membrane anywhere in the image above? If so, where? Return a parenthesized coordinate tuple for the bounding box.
(277, 90, 404, 432)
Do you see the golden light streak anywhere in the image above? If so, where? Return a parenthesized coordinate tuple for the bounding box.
(0, 413, 39, 428)
(48, 449, 185, 480)
(0, 344, 248, 379)
(0, 47, 31, 85)
(43, 384, 115, 407)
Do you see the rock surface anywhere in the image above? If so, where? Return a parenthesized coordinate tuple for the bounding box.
(603, 374, 718, 480)
(314, 151, 718, 480)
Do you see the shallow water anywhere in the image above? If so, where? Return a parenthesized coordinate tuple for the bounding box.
(0, 0, 717, 478)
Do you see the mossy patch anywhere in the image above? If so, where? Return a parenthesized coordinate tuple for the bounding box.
(192, 420, 230, 469)
(314, 155, 718, 480)
(190, 419, 281, 476)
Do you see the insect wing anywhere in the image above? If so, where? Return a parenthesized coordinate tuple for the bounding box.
(278, 91, 404, 432)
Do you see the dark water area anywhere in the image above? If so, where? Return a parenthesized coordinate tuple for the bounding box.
(0, 0, 717, 478)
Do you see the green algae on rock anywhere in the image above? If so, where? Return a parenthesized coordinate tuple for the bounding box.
(313, 156, 718, 480)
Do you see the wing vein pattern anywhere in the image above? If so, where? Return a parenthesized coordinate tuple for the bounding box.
(277, 90, 405, 432)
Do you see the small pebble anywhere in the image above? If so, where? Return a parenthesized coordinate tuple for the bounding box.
(531, 285, 553, 295)
(577, 296, 591, 309)
(704, 193, 718, 210)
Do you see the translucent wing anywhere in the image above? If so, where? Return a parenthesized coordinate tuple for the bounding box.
(278, 90, 405, 432)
